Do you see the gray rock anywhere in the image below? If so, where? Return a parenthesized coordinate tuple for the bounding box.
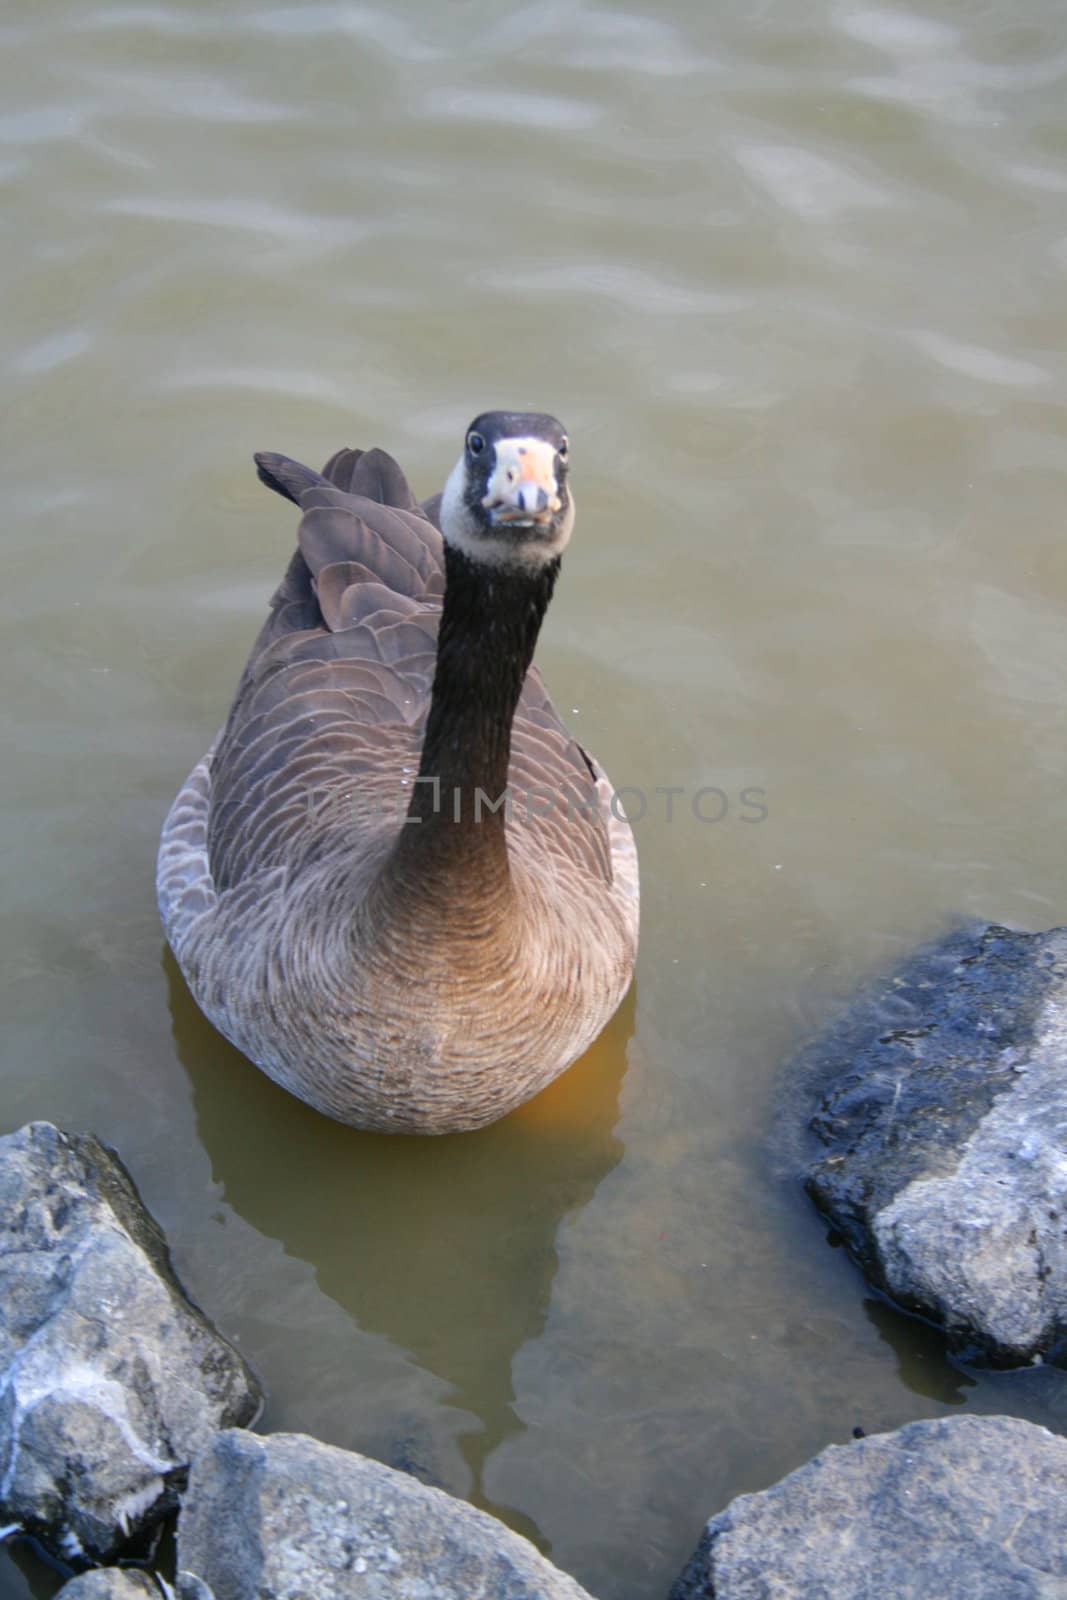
(0, 1122, 262, 1563)
(57, 1572, 158, 1598)
(178, 1429, 594, 1599)
(804, 923, 1067, 1365)
(172, 1577, 216, 1600)
(670, 1415, 1067, 1600)
(57, 1575, 213, 1600)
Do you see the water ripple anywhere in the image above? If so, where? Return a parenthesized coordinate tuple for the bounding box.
(479, 260, 745, 316)
(734, 140, 894, 219)
(11, 329, 94, 377)
(80, 5, 224, 36)
(421, 86, 600, 132)
(78, 68, 297, 125)
(0, 103, 90, 145)
(910, 331, 1050, 389)
(481, 4, 704, 77)
(253, 4, 440, 61)
(1003, 163, 1067, 195)
(160, 365, 351, 404)
(104, 193, 365, 245)
(837, 7, 960, 55)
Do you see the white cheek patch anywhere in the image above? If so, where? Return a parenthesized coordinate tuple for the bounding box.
(440, 455, 479, 549)
(482, 438, 562, 513)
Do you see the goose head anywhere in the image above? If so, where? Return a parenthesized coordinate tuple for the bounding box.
(439, 411, 574, 569)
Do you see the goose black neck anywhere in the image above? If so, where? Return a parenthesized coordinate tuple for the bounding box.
(408, 545, 559, 834)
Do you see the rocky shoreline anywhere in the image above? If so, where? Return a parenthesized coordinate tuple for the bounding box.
(0, 1123, 259, 1567)
(2, 919, 1066, 1597)
(0, 1121, 596, 1600)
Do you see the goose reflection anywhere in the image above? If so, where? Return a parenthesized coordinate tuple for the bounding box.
(165, 948, 633, 1538)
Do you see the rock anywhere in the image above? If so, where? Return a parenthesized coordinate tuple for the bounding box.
(171, 1577, 216, 1600)
(178, 1430, 594, 1600)
(804, 923, 1067, 1365)
(0, 1122, 262, 1563)
(56, 1575, 213, 1600)
(670, 1415, 1067, 1600)
(57, 1573, 158, 1598)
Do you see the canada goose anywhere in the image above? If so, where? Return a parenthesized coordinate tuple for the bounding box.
(157, 412, 639, 1133)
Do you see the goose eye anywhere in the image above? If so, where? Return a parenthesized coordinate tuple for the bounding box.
(558, 437, 569, 461)
(467, 432, 485, 456)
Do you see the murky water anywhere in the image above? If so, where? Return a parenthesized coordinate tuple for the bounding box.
(3, 1, 1067, 1594)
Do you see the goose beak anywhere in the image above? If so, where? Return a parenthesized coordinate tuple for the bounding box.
(483, 438, 562, 527)
(494, 481, 552, 523)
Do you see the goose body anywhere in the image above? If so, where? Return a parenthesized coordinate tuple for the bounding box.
(157, 414, 638, 1133)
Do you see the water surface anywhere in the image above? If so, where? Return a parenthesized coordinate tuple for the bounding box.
(3, 2, 1067, 1595)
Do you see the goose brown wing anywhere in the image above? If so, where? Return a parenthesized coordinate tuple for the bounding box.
(207, 450, 443, 893)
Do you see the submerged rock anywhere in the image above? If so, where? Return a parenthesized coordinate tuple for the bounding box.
(670, 1415, 1067, 1600)
(178, 1430, 594, 1600)
(804, 923, 1067, 1365)
(0, 1122, 262, 1563)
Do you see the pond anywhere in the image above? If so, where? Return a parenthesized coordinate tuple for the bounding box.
(2, 1, 1067, 1595)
